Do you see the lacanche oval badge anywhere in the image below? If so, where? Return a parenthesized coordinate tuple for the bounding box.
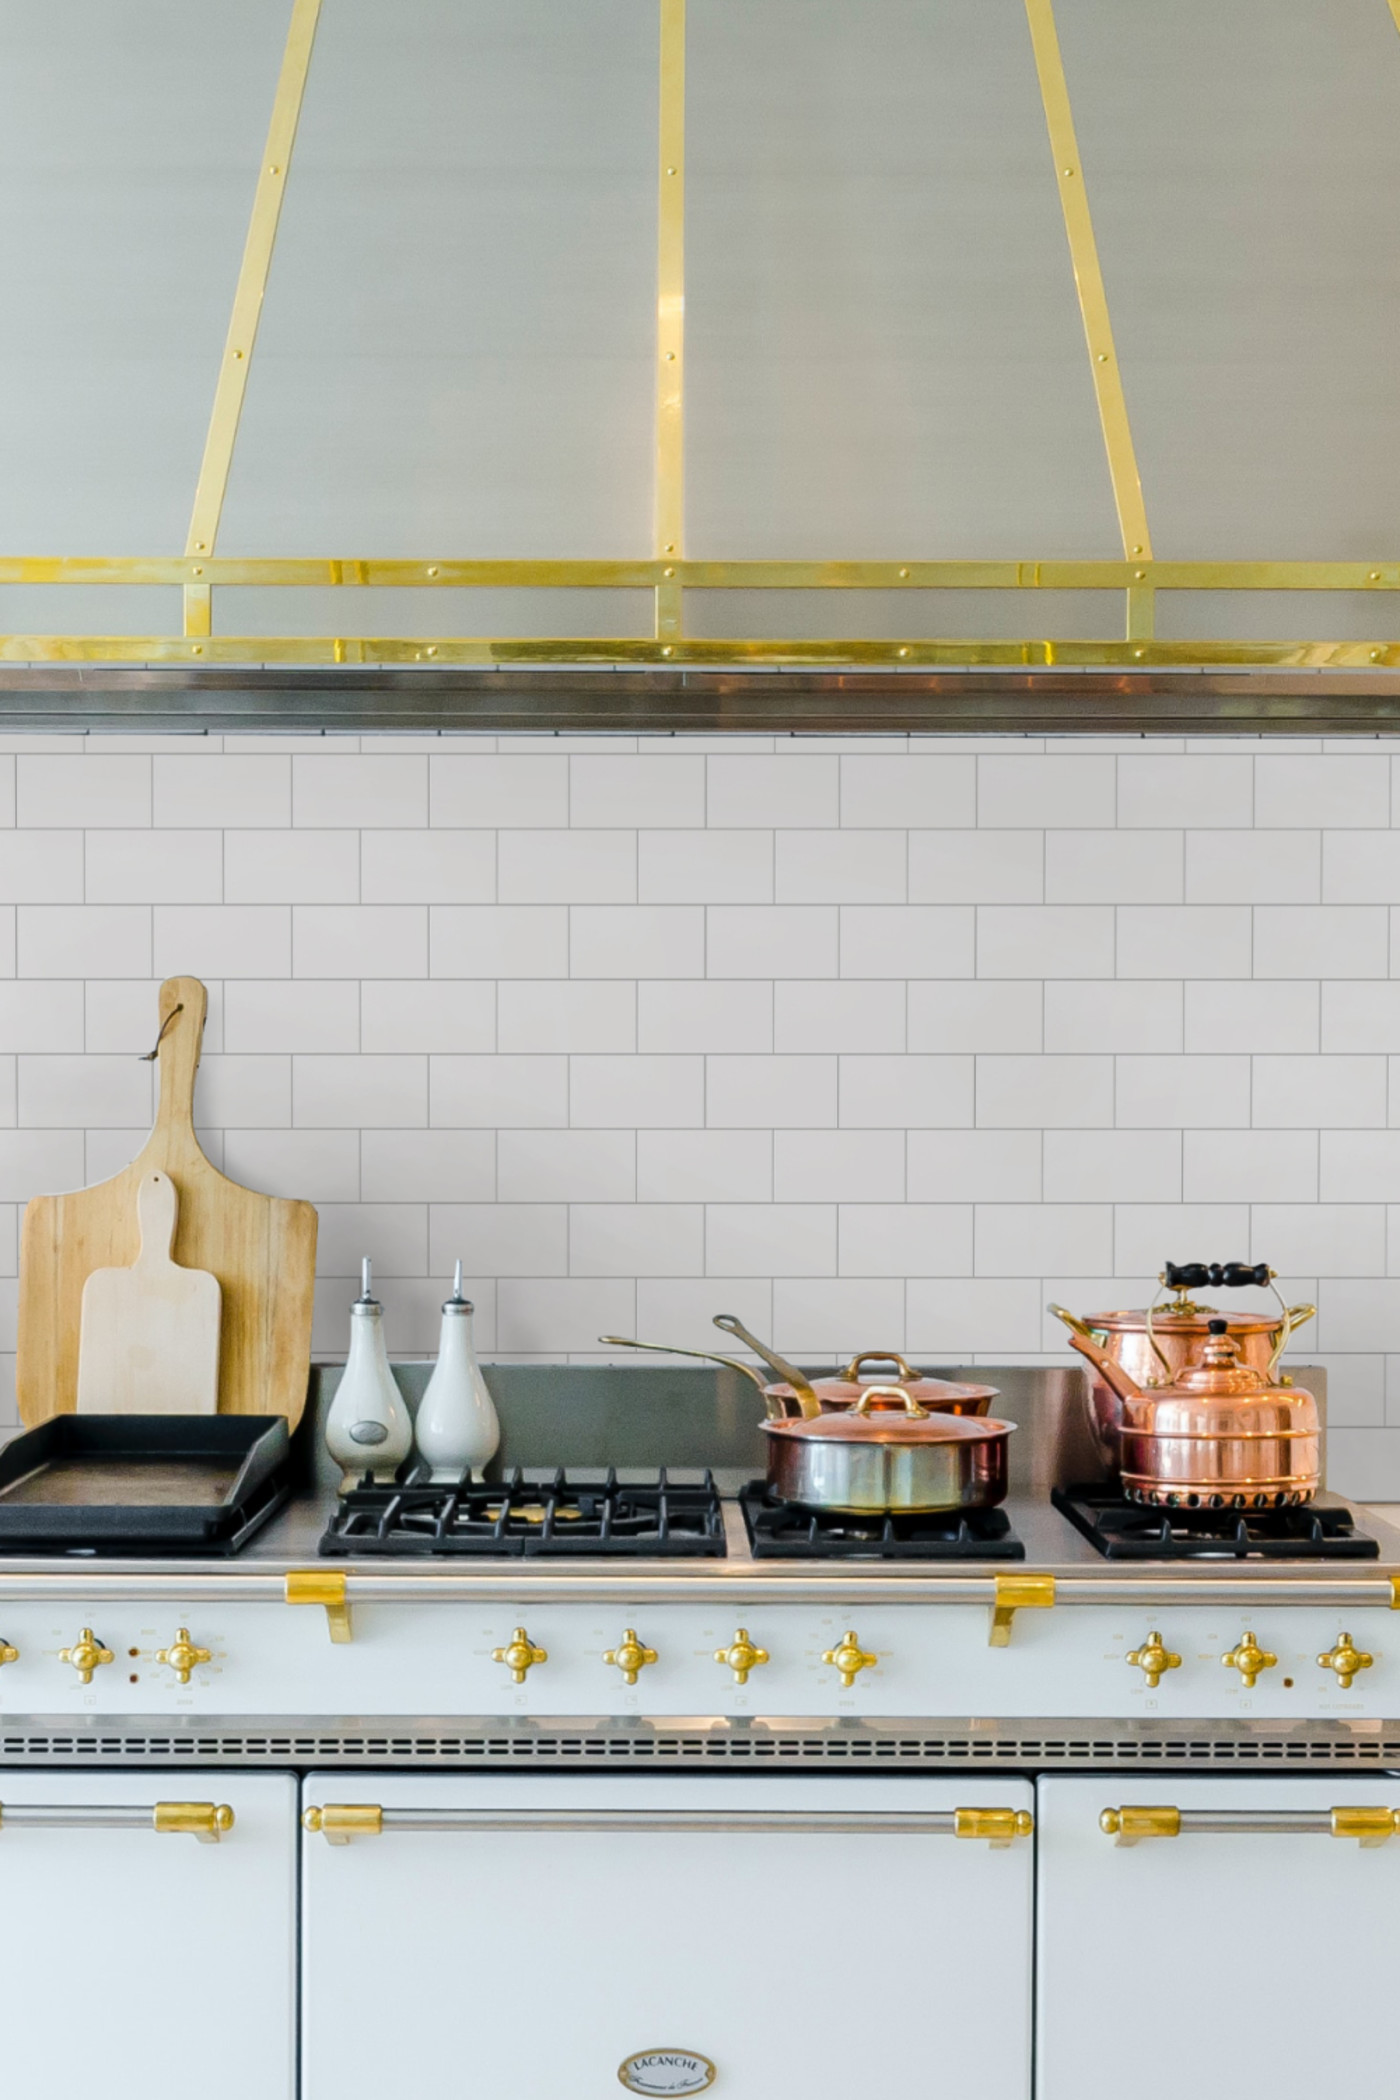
(618, 2048, 716, 2095)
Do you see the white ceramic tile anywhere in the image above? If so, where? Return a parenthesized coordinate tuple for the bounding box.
(907, 829, 1042, 904)
(707, 754, 838, 828)
(974, 1203, 1112, 1275)
(1046, 830, 1183, 904)
(427, 1054, 567, 1129)
(153, 905, 289, 980)
(1117, 755, 1252, 828)
(1112, 1203, 1251, 1277)
(84, 978, 203, 1054)
(840, 754, 976, 828)
(836, 1202, 971, 1277)
(497, 1277, 637, 1354)
(1043, 980, 1181, 1054)
(192, 1054, 291, 1129)
(1186, 830, 1320, 904)
(569, 754, 704, 828)
(313, 1202, 430, 1279)
(431, 754, 569, 827)
(498, 980, 636, 1053)
(497, 1128, 635, 1202)
(293, 1054, 426, 1128)
(153, 754, 288, 828)
(17, 1054, 152, 1129)
(0, 831, 83, 902)
(705, 1054, 836, 1128)
(292, 754, 427, 828)
(771, 1276, 907, 1352)
(362, 830, 496, 904)
(571, 1054, 704, 1128)
(360, 1128, 495, 1202)
(18, 905, 148, 978)
(1251, 1054, 1386, 1128)
(1321, 831, 1400, 903)
(222, 1128, 362, 1203)
(1327, 1427, 1400, 1499)
(568, 1204, 704, 1277)
(837, 1054, 973, 1128)
(1255, 905, 1388, 978)
(1308, 1353, 1385, 1429)
(633, 1278, 772, 1354)
(907, 979, 1042, 1052)
(85, 1126, 154, 1183)
(773, 1128, 904, 1202)
(19, 754, 151, 828)
(0, 981, 83, 1052)
(638, 830, 773, 903)
(775, 830, 906, 904)
(1043, 1130, 1182, 1202)
(1323, 1131, 1400, 1202)
(1248, 1202, 1384, 1277)
(571, 905, 705, 978)
(906, 1276, 1043, 1353)
(1117, 905, 1252, 979)
(977, 904, 1114, 978)
(1321, 981, 1400, 1053)
(1185, 1129, 1319, 1203)
(1185, 979, 1319, 1053)
(976, 1054, 1112, 1128)
(1315, 1279, 1400, 1353)
(0, 1128, 85, 1200)
(223, 979, 360, 1053)
(295, 905, 428, 979)
(498, 831, 635, 904)
(774, 980, 906, 1053)
(429, 1203, 568, 1278)
(840, 904, 973, 977)
(637, 979, 771, 1053)
(1115, 1054, 1251, 1128)
(907, 1128, 1041, 1201)
(705, 905, 837, 979)
(225, 830, 360, 904)
(430, 904, 565, 978)
(637, 1129, 772, 1202)
(705, 1203, 836, 1278)
(361, 979, 494, 1053)
(1256, 754, 1390, 828)
(977, 755, 1115, 828)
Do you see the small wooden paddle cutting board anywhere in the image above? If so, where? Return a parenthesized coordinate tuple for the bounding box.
(18, 976, 317, 1427)
(76, 1171, 221, 1414)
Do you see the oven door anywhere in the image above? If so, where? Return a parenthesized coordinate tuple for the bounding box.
(1036, 1775, 1400, 2098)
(0, 1770, 297, 2100)
(302, 1774, 1035, 2098)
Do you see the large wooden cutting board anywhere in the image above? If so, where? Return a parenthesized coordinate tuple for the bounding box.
(18, 976, 317, 1427)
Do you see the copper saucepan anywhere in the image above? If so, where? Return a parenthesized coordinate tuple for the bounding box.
(762, 1386, 1015, 1513)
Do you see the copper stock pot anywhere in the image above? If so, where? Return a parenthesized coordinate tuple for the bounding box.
(761, 1386, 1015, 1514)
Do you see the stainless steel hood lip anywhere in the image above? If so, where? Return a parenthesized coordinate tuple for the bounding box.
(4, 664, 1400, 737)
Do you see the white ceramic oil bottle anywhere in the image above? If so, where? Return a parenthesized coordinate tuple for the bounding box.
(414, 1261, 500, 1481)
(324, 1258, 415, 1485)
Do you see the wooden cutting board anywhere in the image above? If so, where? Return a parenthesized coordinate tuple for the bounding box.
(75, 1170, 221, 1414)
(18, 976, 317, 1427)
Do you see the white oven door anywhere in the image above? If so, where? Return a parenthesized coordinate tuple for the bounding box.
(1036, 1775, 1400, 2099)
(302, 1773, 1034, 2098)
(0, 1770, 296, 2100)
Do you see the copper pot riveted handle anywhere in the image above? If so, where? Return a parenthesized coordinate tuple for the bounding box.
(840, 1349, 920, 1384)
(850, 1384, 930, 1419)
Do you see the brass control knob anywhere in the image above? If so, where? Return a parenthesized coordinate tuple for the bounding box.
(1126, 1632, 1181, 1689)
(492, 1627, 547, 1683)
(714, 1628, 769, 1686)
(602, 1629, 658, 1686)
(59, 1628, 115, 1685)
(1318, 1632, 1373, 1692)
(0, 1638, 16, 1667)
(821, 1631, 878, 1688)
(155, 1628, 212, 1685)
(1221, 1631, 1276, 1689)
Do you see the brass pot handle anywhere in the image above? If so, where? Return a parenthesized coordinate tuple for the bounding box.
(1267, 1302, 1316, 1381)
(841, 1349, 919, 1384)
(1047, 1303, 1098, 1342)
(851, 1384, 929, 1419)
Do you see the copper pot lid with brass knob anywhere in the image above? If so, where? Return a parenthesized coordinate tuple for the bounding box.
(764, 1348, 999, 1419)
(762, 1384, 1016, 1447)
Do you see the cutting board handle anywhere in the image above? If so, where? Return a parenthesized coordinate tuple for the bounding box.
(151, 977, 207, 1150)
(135, 1170, 178, 1268)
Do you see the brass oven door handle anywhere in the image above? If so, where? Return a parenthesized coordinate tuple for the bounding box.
(1101, 1805, 1400, 1848)
(0, 1801, 234, 1843)
(304, 1805, 1034, 1846)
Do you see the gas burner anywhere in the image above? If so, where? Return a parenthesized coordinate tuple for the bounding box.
(739, 1482, 1025, 1560)
(1053, 1484, 1380, 1561)
(319, 1465, 727, 1558)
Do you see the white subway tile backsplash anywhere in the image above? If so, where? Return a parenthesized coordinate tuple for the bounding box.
(431, 754, 569, 828)
(154, 755, 287, 829)
(837, 1202, 971, 1277)
(1117, 755, 1251, 829)
(1315, 1280, 1400, 1353)
(571, 906, 704, 979)
(1117, 906, 1251, 979)
(293, 1055, 427, 1128)
(638, 830, 773, 903)
(17, 1054, 152, 1129)
(1044, 980, 1182, 1054)
(568, 1204, 704, 1277)
(1185, 830, 1320, 904)
(293, 755, 427, 829)
(297, 905, 428, 979)
(1043, 1130, 1182, 1202)
(838, 1055, 972, 1128)
(906, 1276, 1043, 1353)
(976, 1054, 1112, 1128)
(0, 832, 83, 902)
(771, 1275, 907, 1353)
(773, 1128, 904, 1201)
(154, 905, 289, 980)
(707, 754, 838, 828)
(19, 905, 148, 978)
(776, 830, 906, 904)
(841, 755, 975, 829)
(633, 1278, 771, 1353)
(225, 830, 360, 904)
(224, 979, 360, 1053)
(840, 904, 973, 978)
(1321, 831, 1400, 903)
(706, 1055, 837, 1129)
(223, 1129, 362, 1203)
(499, 832, 634, 905)
(1185, 1129, 1319, 1203)
(498, 1277, 637, 1354)
(313, 1203, 429, 1279)
(499, 980, 636, 1053)
(637, 979, 769, 1053)
(361, 1129, 494, 1202)
(977, 905, 1113, 978)
(1046, 831, 1183, 904)
(908, 830, 1043, 904)
(570, 754, 704, 828)
(637, 1129, 772, 1202)
(429, 1203, 568, 1278)
(1114, 1054, 1251, 1129)
(572, 1054, 704, 1128)
(1255, 905, 1388, 979)
(1256, 754, 1390, 829)
(1112, 1203, 1250, 1277)
(0, 981, 83, 1052)
(362, 979, 493, 1053)
(908, 1129, 1041, 1201)
(975, 1203, 1112, 1276)
(1322, 1131, 1400, 1202)
(706, 1203, 837, 1278)
(1252, 1054, 1386, 1128)
(0, 1128, 85, 1200)
(192, 1055, 292, 1129)
(978, 756, 1114, 828)
(431, 905, 564, 979)
(430, 1055, 568, 1129)
(20, 755, 151, 829)
(908, 980, 1042, 1052)
(1251, 1203, 1384, 1277)
(362, 830, 496, 904)
(1185, 980, 1318, 1053)
(498, 1129, 635, 1203)
(706, 906, 836, 979)
(773, 981, 906, 1053)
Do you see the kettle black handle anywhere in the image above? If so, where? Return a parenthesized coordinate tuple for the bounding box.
(1164, 1260, 1271, 1291)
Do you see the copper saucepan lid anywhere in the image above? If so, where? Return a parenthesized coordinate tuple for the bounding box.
(764, 1349, 998, 1417)
(762, 1386, 1016, 1445)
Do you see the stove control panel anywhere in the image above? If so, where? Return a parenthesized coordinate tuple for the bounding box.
(0, 1602, 1395, 1723)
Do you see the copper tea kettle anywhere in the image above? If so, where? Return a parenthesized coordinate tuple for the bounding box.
(1063, 1317, 1320, 1510)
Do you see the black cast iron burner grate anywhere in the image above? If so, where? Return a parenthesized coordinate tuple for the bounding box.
(739, 1482, 1025, 1560)
(1053, 1484, 1380, 1561)
(319, 1465, 728, 1558)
